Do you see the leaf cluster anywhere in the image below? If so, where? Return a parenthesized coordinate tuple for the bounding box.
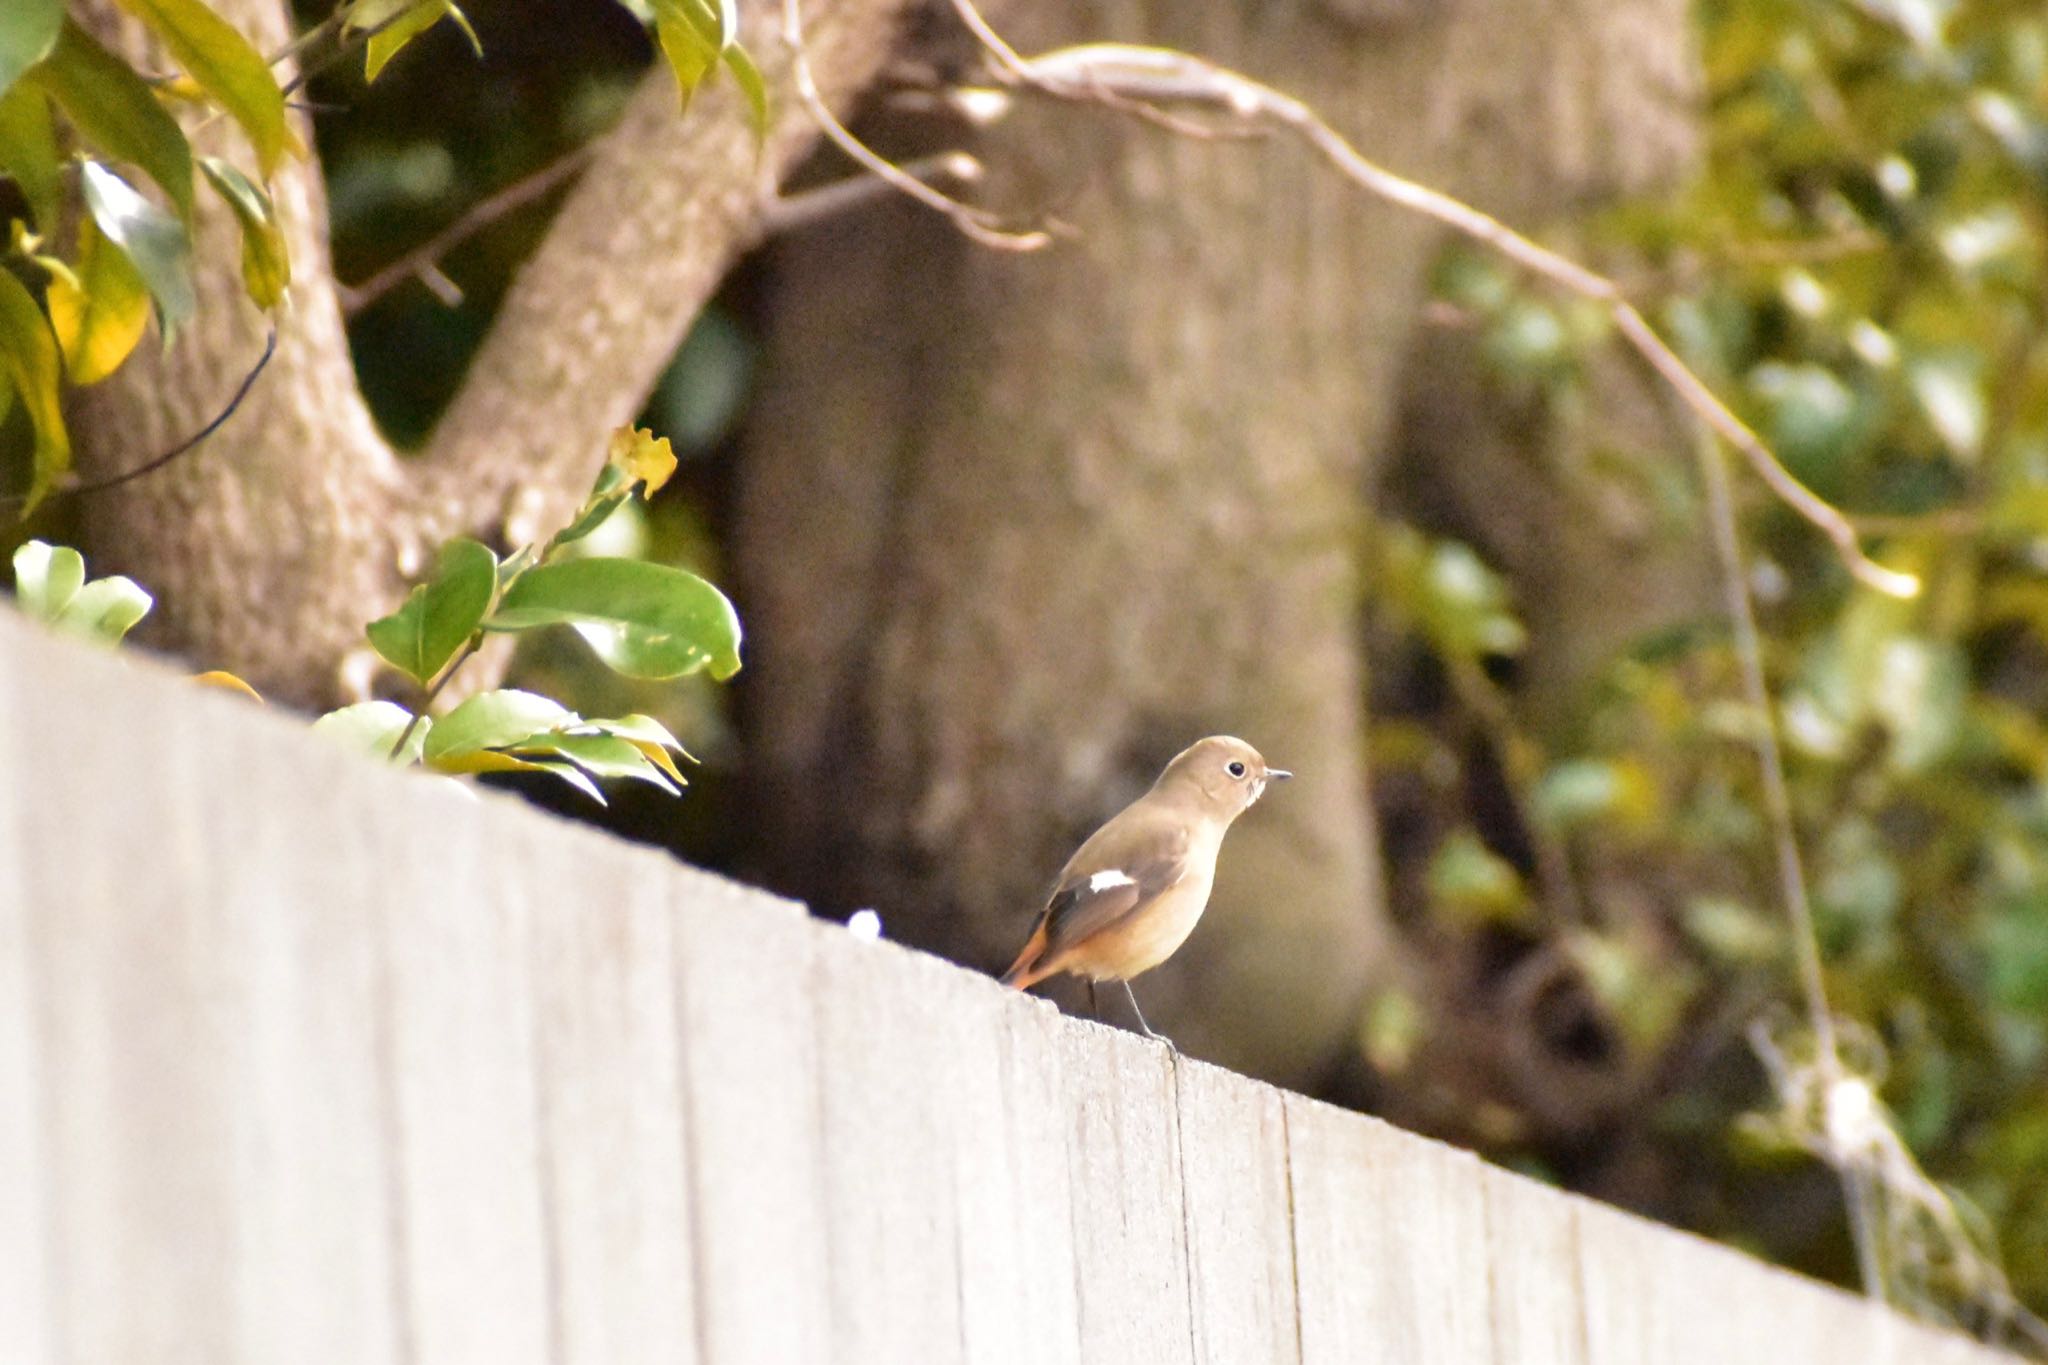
(329, 426, 739, 804)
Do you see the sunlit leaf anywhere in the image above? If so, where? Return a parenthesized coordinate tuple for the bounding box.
(593, 712, 692, 783)
(365, 536, 497, 686)
(1534, 758, 1658, 832)
(1906, 351, 1986, 459)
(81, 160, 195, 339)
(0, 83, 60, 229)
(0, 268, 69, 510)
(11, 540, 84, 620)
(1426, 830, 1529, 925)
(0, 0, 60, 107)
(46, 213, 151, 384)
(312, 700, 429, 764)
(53, 575, 152, 644)
(111, 0, 292, 174)
(487, 557, 743, 680)
(31, 19, 193, 221)
(513, 731, 678, 792)
(1871, 635, 1964, 772)
(200, 157, 290, 308)
(421, 688, 577, 761)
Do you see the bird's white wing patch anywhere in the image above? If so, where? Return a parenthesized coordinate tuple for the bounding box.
(1086, 869, 1138, 893)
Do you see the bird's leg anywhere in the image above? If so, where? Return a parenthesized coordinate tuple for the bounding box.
(1088, 979, 1101, 1021)
(1121, 981, 1173, 1049)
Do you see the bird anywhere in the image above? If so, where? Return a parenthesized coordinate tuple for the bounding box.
(999, 735, 1291, 1042)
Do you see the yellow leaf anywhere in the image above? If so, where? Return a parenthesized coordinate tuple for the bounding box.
(46, 214, 150, 384)
(607, 424, 677, 497)
(200, 157, 289, 308)
(425, 748, 545, 776)
(110, 0, 292, 175)
(192, 669, 263, 702)
(625, 737, 687, 785)
(0, 266, 68, 510)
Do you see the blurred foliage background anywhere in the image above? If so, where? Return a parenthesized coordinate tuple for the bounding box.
(6, 0, 2046, 1339)
(1370, 0, 2048, 1331)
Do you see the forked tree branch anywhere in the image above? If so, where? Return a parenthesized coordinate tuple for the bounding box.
(414, 0, 924, 545)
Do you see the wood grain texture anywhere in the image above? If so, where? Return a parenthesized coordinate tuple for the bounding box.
(0, 614, 2026, 1365)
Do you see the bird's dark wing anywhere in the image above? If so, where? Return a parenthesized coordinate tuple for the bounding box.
(1036, 824, 1191, 961)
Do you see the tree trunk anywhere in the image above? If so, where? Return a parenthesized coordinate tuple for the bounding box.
(736, 0, 1699, 1089)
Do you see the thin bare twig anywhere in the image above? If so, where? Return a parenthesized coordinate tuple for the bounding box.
(387, 634, 476, 760)
(1, 329, 278, 514)
(781, 0, 1050, 252)
(762, 153, 985, 234)
(339, 149, 594, 315)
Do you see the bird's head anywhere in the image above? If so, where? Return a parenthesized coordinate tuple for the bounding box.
(1155, 735, 1292, 820)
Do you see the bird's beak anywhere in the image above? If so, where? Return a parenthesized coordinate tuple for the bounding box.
(1267, 768, 1293, 781)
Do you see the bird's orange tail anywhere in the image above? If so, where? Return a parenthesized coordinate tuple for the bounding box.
(1000, 924, 1052, 990)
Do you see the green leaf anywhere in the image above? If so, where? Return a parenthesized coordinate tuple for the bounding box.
(53, 575, 152, 644)
(587, 712, 691, 783)
(487, 557, 743, 680)
(81, 161, 195, 340)
(0, 267, 69, 511)
(362, 0, 479, 82)
(549, 490, 630, 553)
(312, 700, 429, 765)
(11, 539, 84, 620)
(513, 732, 678, 792)
(46, 212, 151, 384)
(365, 536, 497, 686)
(200, 157, 289, 309)
(111, 0, 290, 175)
(722, 40, 768, 142)
(31, 19, 194, 222)
(1426, 830, 1528, 924)
(0, 83, 60, 229)
(421, 688, 577, 761)
(651, 9, 715, 112)
(0, 0, 61, 107)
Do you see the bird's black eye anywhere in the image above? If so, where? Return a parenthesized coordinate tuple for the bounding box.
(1227, 760, 1247, 779)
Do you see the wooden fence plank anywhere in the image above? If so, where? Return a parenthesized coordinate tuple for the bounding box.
(666, 872, 832, 1363)
(1578, 1197, 2015, 1365)
(14, 640, 402, 1365)
(810, 924, 970, 1361)
(371, 784, 555, 1365)
(192, 694, 403, 1365)
(1061, 1020, 1197, 1365)
(952, 986, 1084, 1365)
(1482, 1163, 1586, 1365)
(526, 838, 698, 1365)
(1286, 1095, 1495, 1365)
(1174, 1060, 1302, 1365)
(0, 649, 52, 1365)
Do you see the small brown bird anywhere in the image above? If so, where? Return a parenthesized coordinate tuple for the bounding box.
(999, 735, 1291, 1041)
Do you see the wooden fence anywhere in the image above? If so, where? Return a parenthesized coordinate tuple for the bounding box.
(0, 609, 2017, 1364)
